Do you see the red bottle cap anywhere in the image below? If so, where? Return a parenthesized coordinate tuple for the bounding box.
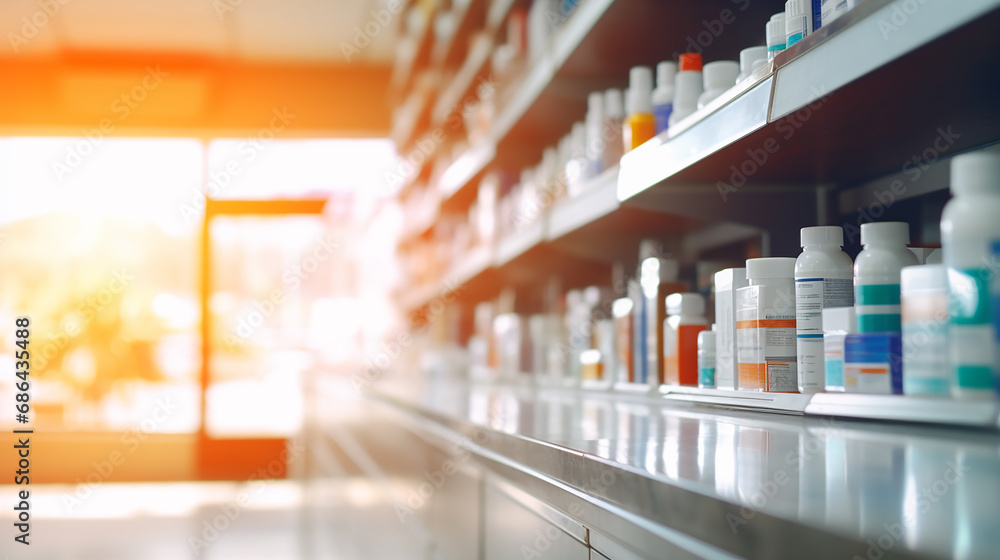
(679, 53, 703, 72)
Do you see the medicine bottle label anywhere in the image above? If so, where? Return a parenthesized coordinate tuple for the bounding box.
(797, 278, 852, 389)
(844, 361, 891, 393)
(855, 283, 902, 333)
(949, 264, 997, 391)
(654, 103, 673, 135)
(824, 333, 846, 389)
(736, 284, 798, 392)
(901, 291, 949, 395)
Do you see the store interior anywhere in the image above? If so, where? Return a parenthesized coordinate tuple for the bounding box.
(1, 0, 999, 559)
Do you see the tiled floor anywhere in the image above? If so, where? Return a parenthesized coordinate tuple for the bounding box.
(0, 479, 424, 560)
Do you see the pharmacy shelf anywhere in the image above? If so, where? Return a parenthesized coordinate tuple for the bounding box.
(364, 377, 1000, 560)
(484, 0, 517, 32)
(388, 7, 437, 107)
(430, 0, 487, 70)
(619, 0, 1000, 251)
(806, 393, 1000, 428)
(390, 79, 435, 152)
(495, 217, 546, 267)
(437, 0, 778, 208)
(659, 386, 813, 414)
(547, 166, 621, 241)
(431, 34, 494, 126)
(547, 166, 706, 266)
(398, 244, 496, 313)
(450, 366, 1000, 428)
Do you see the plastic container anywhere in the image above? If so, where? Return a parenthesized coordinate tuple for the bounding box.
(737, 46, 768, 82)
(795, 226, 854, 393)
(766, 13, 787, 59)
(900, 264, 950, 396)
(663, 293, 708, 386)
(565, 121, 589, 196)
(584, 91, 605, 179)
(697, 61, 739, 110)
(785, 0, 810, 47)
(493, 313, 523, 379)
(714, 268, 749, 390)
(527, 0, 558, 61)
(698, 325, 717, 388)
(667, 53, 703, 127)
(602, 89, 625, 170)
(623, 66, 655, 152)
(737, 258, 798, 392)
(941, 144, 1000, 398)
(638, 240, 685, 387)
(822, 306, 856, 392)
(854, 222, 919, 334)
(652, 61, 677, 134)
(844, 332, 903, 394)
(612, 295, 635, 383)
(821, 0, 857, 27)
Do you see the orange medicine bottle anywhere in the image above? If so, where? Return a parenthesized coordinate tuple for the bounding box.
(663, 293, 708, 386)
(623, 66, 655, 152)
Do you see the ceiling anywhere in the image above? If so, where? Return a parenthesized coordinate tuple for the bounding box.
(0, 0, 400, 63)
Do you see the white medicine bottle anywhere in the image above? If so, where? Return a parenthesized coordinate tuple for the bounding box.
(941, 144, 1000, 398)
(854, 222, 918, 334)
(795, 226, 854, 393)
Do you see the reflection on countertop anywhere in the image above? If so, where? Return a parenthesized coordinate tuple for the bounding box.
(373, 375, 1000, 560)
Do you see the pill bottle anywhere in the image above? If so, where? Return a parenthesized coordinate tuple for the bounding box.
(854, 222, 918, 334)
(766, 13, 787, 59)
(663, 293, 708, 386)
(900, 264, 950, 396)
(795, 225, 854, 393)
(737, 258, 798, 392)
(698, 325, 717, 388)
(667, 53, 703, 127)
(623, 66, 655, 152)
(697, 61, 739, 109)
(941, 145, 1000, 397)
(651, 61, 677, 134)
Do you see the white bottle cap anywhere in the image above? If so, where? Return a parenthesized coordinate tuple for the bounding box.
(801, 225, 844, 247)
(746, 257, 796, 279)
(738, 46, 768, 80)
(702, 61, 739, 91)
(587, 91, 604, 119)
(656, 61, 678, 89)
(767, 13, 787, 50)
(697, 328, 716, 351)
(612, 297, 633, 318)
(628, 66, 653, 114)
(822, 306, 857, 334)
(901, 264, 948, 294)
(566, 289, 581, 307)
(666, 292, 705, 316)
(860, 222, 910, 246)
(604, 88, 624, 119)
(951, 144, 1000, 196)
(623, 87, 633, 116)
(583, 285, 602, 305)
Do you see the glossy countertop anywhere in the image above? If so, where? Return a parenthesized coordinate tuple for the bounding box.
(368, 375, 1000, 560)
